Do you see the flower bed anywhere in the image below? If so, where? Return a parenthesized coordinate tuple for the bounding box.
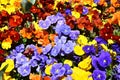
(0, 0, 120, 80)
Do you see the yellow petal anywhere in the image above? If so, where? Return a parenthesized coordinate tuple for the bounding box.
(0, 59, 14, 72)
(77, 35, 88, 45)
(78, 56, 92, 70)
(72, 11, 80, 19)
(45, 65, 52, 75)
(74, 45, 85, 56)
(64, 60, 73, 66)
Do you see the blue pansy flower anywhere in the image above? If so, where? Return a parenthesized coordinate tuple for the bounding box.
(63, 64, 72, 75)
(92, 70, 106, 80)
(98, 50, 112, 68)
(42, 44, 52, 54)
(46, 57, 57, 65)
(39, 19, 51, 29)
(112, 43, 120, 54)
(83, 45, 96, 55)
(61, 24, 71, 35)
(94, 0, 100, 4)
(29, 59, 38, 67)
(51, 63, 66, 77)
(15, 53, 28, 67)
(65, 9, 72, 15)
(69, 30, 80, 40)
(62, 40, 75, 54)
(17, 63, 31, 77)
(50, 45, 61, 57)
(46, 15, 58, 24)
(95, 36, 107, 44)
(82, 6, 88, 15)
(15, 44, 25, 53)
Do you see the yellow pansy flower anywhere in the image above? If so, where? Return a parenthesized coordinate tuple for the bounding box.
(93, 8, 101, 13)
(72, 11, 80, 19)
(1, 37, 12, 50)
(74, 45, 85, 56)
(64, 59, 73, 66)
(108, 39, 114, 44)
(92, 3, 97, 7)
(88, 40, 97, 45)
(3, 73, 15, 80)
(0, 59, 14, 72)
(5, 5, 15, 14)
(0, 26, 8, 32)
(78, 56, 92, 70)
(9, 0, 16, 5)
(87, 14, 93, 22)
(83, 0, 93, 5)
(45, 65, 52, 75)
(100, 44, 108, 51)
(77, 35, 88, 45)
(0, 0, 8, 5)
(71, 67, 93, 80)
(33, 21, 42, 31)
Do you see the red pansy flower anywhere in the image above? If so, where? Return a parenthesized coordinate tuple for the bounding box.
(9, 30, 20, 42)
(9, 15, 23, 27)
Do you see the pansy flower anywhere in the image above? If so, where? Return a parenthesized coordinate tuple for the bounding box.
(97, 50, 112, 68)
(78, 56, 92, 70)
(9, 15, 23, 27)
(92, 70, 106, 80)
(82, 6, 89, 15)
(20, 27, 33, 39)
(17, 63, 31, 77)
(39, 19, 51, 29)
(51, 63, 66, 79)
(77, 16, 93, 31)
(1, 37, 12, 50)
(69, 30, 80, 40)
(83, 45, 96, 55)
(62, 40, 75, 54)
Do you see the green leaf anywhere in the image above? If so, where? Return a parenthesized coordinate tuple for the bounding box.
(0, 64, 8, 80)
(30, 0, 36, 5)
(21, 0, 33, 12)
(22, 38, 27, 43)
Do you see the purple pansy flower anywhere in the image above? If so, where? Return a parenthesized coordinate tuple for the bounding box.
(69, 30, 80, 40)
(42, 44, 52, 54)
(114, 64, 120, 80)
(116, 56, 120, 63)
(39, 19, 51, 29)
(94, 0, 100, 3)
(98, 50, 112, 68)
(65, 9, 72, 15)
(46, 57, 57, 65)
(15, 53, 28, 67)
(61, 24, 71, 35)
(82, 6, 88, 15)
(51, 63, 66, 77)
(46, 15, 58, 24)
(50, 45, 61, 57)
(92, 56, 99, 69)
(112, 43, 120, 54)
(15, 44, 25, 53)
(63, 64, 72, 75)
(62, 40, 75, 54)
(17, 63, 31, 77)
(29, 59, 38, 67)
(92, 70, 106, 80)
(55, 36, 67, 45)
(95, 36, 107, 44)
(83, 45, 96, 55)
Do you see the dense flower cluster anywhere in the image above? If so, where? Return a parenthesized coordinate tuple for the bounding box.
(0, 0, 120, 80)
